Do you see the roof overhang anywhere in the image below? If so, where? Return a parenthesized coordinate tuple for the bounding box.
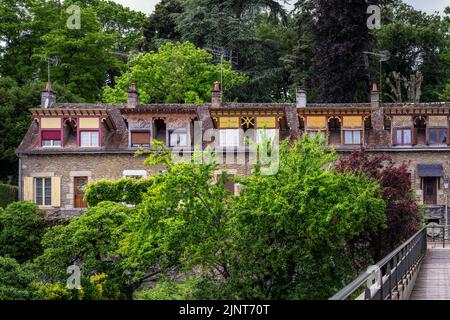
(418, 164, 444, 177)
(30, 108, 109, 117)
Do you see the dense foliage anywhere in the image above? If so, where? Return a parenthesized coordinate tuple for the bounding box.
(0, 183, 18, 208)
(336, 149, 422, 260)
(84, 177, 154, 206)
(0, 201, 43, 262)
(103, 42, 247, 103)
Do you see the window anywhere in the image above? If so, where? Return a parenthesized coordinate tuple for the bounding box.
(220, 129, 240, 147)
(256, 129, 277, 144)
(131, 131, 150, 147)
(344, 130, 362, 145)
(80, 131, 99, 147)
(35, 177, 51, 206)
(429, 128, 447, 145)
(395, 128, 411, 145)
(169, 129, 188, 147)
(41, 130, 61, 147)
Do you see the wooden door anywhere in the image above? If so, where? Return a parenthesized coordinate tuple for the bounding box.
(423, 177, 437, 205)
(74, 176, 88, 208)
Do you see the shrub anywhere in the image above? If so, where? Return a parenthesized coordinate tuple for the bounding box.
(0, 184, 18, 208)
(0, 256, 36, 300)
(0, 201, 43, 262)
(84, 178, 153, 207)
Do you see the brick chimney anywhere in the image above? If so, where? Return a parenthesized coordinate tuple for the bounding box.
(127, 83, 139, 108)
(211, 82, 222, 108)
(296, 89, 307, 108)
(371, 82, 380, 109)
(41, 82, 56, 108)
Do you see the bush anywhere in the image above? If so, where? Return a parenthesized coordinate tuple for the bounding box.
(0, 256, 36, 300)
(0, 201, 43, 262)
(84, 178, 153, 207)
(133, 278, 199, 300)
(0, 184, 18, 208)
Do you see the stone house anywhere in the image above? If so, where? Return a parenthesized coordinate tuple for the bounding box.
(16, 82, 450, 223)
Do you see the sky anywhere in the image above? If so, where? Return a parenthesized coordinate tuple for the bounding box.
(112, 0, 449, 16)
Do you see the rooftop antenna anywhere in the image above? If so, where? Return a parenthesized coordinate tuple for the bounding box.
(37, 55, 61, 84)
(363, 51, 390, 101)
(205, 47, 238, 102)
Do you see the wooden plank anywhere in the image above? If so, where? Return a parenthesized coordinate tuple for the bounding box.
(410, 248, 450, 300)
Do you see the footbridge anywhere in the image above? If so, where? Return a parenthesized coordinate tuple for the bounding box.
(330, 226, 450, 300)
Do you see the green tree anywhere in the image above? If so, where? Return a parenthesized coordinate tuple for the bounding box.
(0, 201, 43, 262)
(0, 256, 36, 300)
(376, 2, 450, 102)
(140, 0, 183, 52)
(35, 202, 134, 299)
(103, 42, 247, 104)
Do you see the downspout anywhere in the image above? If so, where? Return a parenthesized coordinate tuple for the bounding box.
(18, 157, 22, 200)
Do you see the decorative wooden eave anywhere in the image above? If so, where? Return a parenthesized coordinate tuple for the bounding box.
(210, 109, 285, 118)
(385, 104, 450, 116)
(120, 105, 199, 115)
(298, 104, 371, 117)
(30, 108, 109, 117)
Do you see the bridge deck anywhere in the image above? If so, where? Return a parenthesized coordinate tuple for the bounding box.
(410, 248, 450, 300)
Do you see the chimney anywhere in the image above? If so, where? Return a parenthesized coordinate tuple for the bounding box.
(211, 82, 222, 108)
(128, 83, 139, 108)
(296, 89, 307, 108)
(371, 82, 380, 109)
(41, 82, 56, 108)
(370, 82, 384, 132)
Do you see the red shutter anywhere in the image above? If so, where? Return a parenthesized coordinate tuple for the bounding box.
(42, 130, 61, 140)
(131, 132, 150, 145)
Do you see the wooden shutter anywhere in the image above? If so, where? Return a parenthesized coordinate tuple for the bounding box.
(412, 128, 418, 145)
(131, 132, 150, 145)
(23, 177, 34, 201)
(51, 177, 61, 207)
(392, 128, 397, 146)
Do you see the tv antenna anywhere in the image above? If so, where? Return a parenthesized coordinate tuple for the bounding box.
(363, 51, 390, 100)
(205, 47, 238, 101)
(37, 55, 61, 83)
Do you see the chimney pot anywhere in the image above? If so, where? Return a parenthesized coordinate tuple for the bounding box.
(296, 89, 307, 108)
(211, 82, 222, 108)
(41, 82, 56, 108)
(372, 82, 378, 92)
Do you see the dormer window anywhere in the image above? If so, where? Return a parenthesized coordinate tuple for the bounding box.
(395, 128, 412, 145)
(41, 130, 61, 147)
(169, 129, 188, 147)
(80, 131, 99, 147)
(78, 117, 100, 147)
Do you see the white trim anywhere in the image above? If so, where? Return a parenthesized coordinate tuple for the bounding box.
(123, 170, 147, 178)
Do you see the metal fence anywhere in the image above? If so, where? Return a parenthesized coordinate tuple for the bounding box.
(329, 227, 428, 300)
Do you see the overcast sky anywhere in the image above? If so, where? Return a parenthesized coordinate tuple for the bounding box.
(112, 0, 448, 15)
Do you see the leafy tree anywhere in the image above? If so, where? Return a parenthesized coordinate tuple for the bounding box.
(0, 256, 36, 300)
(121, 136, 385, 300)
(35, 202, 135, 299)
(336, 149, 422, 260)
(103, 42, 247, 104)
(0, 201, 43, 262)
(140, 0, 183, 52)
(376, 2, 450, 102)
(34, 4, 123, 101)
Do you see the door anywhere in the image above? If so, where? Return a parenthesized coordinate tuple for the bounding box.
(74, 176, 88, 208)
(423, 177, 437, 205)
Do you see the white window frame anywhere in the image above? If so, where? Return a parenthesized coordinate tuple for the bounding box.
(42, 139, 62, 147)
(169, 129, 189, 147)
(80, 131, 99, 147)
(220, 129, 240, 147)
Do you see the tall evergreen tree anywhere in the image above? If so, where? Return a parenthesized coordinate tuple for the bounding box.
(310, 0, 380, 103)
